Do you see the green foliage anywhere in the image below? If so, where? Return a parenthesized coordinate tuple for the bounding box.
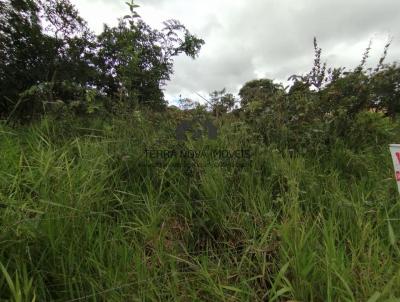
(2, 4, 400, 301)
(239, 78, 285, 109)
(237, 38, 400, 152)
(95, 9, 204, 109)
(1, 0, 204, 119)
(0, 0, 96, 117)
(344, 111, 396, 147)
(0, 263, 36, 302)
(5, 81, 110, 122)
(1, 115, 400, 301)
(371, 63, 400, 118)
(209, 88, 236, 117)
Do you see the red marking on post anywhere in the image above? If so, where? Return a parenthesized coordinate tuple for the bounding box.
(396, 152, 400, 164)
(396, 171, 400, 181)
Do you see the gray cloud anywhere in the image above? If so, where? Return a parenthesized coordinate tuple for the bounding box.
(71, 0, 400, 103)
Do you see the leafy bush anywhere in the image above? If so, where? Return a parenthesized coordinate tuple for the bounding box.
(237, 39, 399, 153)
(344, 111, 396, 148)
(7, 81, 108, 121)
(1, 0, 204, 119)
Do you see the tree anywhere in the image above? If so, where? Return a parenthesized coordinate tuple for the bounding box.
(370, 63, 400, 118)
(208, 88, 236, 118)
(238, 79, 284, 109)
(0, 0, 95, 117)
(95, 1, 205, 110)
(0, 0, 205, 119)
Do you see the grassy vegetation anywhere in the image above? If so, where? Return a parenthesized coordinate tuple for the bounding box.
(1, 113, 400, 301)
(2, 0, 400, 300)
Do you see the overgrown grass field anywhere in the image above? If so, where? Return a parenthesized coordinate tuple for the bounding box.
(1, 115, 400, 301)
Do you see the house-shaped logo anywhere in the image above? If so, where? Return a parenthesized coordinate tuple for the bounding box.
(176, 119, 217, 141)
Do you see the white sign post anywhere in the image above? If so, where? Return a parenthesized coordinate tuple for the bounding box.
(389, 144, 400, 194)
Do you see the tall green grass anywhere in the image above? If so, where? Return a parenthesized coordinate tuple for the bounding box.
(0, 115, 399, 301)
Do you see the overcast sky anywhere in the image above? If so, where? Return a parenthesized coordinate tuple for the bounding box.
(70, 0, 400, 104)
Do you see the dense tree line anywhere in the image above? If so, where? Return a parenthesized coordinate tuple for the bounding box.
(0, 0, 204, 119)
(1, 0, 400, 151)
(236, 39, 400, 146)
(171, 38, 399, 151)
